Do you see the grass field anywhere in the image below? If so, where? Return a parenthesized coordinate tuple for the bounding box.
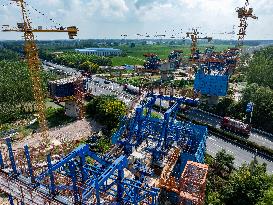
(111, 44, 231, 66)
(111, 56, 144, 66)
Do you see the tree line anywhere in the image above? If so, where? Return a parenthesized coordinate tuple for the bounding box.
(40, 51, 112, 74)
(0, 49, 58, 124)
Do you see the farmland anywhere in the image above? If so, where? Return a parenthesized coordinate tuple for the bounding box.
(111, 44, 232, 66)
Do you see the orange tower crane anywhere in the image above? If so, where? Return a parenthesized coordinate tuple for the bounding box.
(236, 0, 258, 48)
(2, 0, 78, 138)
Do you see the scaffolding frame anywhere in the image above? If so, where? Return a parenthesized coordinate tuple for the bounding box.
(179, 161, 208, 205)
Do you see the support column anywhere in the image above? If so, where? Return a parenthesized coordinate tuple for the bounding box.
(0, 150, 4, 169)
(24, 145, 35, 183)
(95, 178, 100, 205)
(117, 166, 124, 202)
(6, 138, 18, 176)
(8, 195, 14, 205)
(47, 154, 56, 196)
(69, 161, 79, 204)
(79, 153, 87, 183)
(207, 95, 219, 105)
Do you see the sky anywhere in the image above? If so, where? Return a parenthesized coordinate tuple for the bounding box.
(0, 0, 272, 40)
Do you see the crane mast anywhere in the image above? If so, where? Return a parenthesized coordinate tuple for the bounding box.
(4, 0, 78, 138)
(18, 0, 47, 137)
(236, 0, 257, 48)
(186, 28, 212, 63)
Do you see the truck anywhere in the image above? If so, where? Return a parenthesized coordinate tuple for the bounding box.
(220, 117, 251, 137)
(123, 84, 140, 95)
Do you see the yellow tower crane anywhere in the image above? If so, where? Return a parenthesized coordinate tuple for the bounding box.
(2, 0, 78, 138)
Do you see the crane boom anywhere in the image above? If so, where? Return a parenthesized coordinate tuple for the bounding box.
(3, 27, 78, 38)
(4, 0, 78, 138)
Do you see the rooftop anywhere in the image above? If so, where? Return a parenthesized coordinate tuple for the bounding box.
(75, 47, 121, 52)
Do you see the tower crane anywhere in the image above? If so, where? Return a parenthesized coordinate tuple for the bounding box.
(236, 0, 257, 47)
(186, 28, 212, 63)
(2, 0, 78, 139)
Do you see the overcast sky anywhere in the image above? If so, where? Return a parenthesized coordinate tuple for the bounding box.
(0, 0, 272, 40)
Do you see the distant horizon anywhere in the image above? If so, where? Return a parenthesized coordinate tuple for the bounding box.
(1, 38, 273, 42)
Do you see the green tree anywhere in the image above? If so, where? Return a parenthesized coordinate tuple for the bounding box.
(257, 188, 273, 205)
(241, 83, 273, 132)
(47, 52, 112, 69)
(246, 46, 273, 89)
(79, 61, 93, 72)
(86, 95, 127, 130)
(222, 162, 272, 205)
(215, 98, 234, 117)
(214, 149, 235, 177)
(0, 49, 20, 61)
(205, 150, 235, 201)
(206, 191, 223, 205)
(0, 59, 58, 124)
(205, 151, 273, 205)
(0, 61, 33, 123)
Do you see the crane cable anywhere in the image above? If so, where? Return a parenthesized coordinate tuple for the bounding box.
(0, 0, 64, 29)
(24, 1, 63, 29)
(0, 0, 13, 8)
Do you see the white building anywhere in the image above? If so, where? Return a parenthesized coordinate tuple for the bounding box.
(75, 48, 122, 57)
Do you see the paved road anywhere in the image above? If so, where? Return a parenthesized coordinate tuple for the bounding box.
(87, 76, 135, 106)
(207, 134, 273, 174)
(42, 61, 80, 76)
(152, 108, 273, 173)
(186, 109, 273, 151)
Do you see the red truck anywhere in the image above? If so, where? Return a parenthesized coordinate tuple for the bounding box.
(221, 117, 251, 137)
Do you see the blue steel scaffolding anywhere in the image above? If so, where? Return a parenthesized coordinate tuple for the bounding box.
(0, 94, 207, 205)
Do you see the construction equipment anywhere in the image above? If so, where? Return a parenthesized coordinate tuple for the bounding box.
(179, 161, 208, 205)
(48, 77, 86, 119)
(143, 53, 161, 72)
(186, 28, 212, 63)
(2, 0, 78, 137)
(168, 50, 183, 69)
(236, 0, 258, 47)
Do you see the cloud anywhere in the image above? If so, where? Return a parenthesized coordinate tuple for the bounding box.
(0, 0, 272, 40)
(134, 0, 166, 9)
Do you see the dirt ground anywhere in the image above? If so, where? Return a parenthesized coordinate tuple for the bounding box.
(0, 197, 8, 205)
(8, 118, 102, 151)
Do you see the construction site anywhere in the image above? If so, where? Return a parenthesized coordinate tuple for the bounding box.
(1, 0, 273, 205)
